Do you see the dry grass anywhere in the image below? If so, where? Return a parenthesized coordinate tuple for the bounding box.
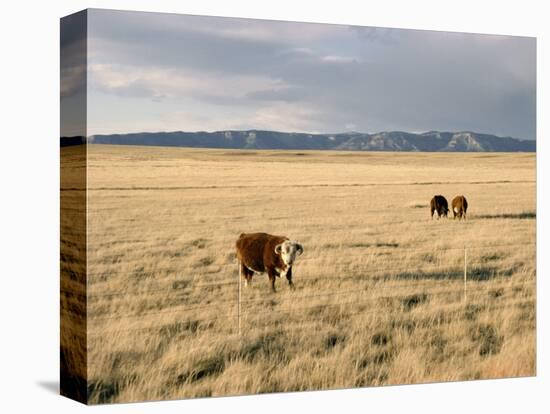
(71, 145, 535, 403)
(60, 145, 87, 401)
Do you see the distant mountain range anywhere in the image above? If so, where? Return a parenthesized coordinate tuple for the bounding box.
(71, 130, 535, 152)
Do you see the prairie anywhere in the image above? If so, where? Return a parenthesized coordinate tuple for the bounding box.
(64, 145, 536, 404)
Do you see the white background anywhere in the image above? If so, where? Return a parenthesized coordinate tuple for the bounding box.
(0, 0, 547, 412)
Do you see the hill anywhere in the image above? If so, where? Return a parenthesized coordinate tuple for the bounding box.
(86, 130, 535, 152)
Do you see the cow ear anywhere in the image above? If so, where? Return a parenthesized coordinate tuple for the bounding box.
(274, 243, 283, 255)
(295, 243, 303, 256)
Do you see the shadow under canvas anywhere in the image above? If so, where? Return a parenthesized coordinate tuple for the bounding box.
(36, 380, 59, 395)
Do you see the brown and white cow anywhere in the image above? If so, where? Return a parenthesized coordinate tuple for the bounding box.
(452, 195, 468, 220)
(235, 232, 303, 292)
(430, 195, 449, 219)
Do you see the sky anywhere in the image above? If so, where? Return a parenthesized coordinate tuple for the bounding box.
(66, 9, 535, 139)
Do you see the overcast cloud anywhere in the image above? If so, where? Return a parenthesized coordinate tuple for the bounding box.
(86, 9, 536, 139)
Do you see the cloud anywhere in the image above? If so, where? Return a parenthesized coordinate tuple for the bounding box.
(86, 9, 536, 139)
(321, 55, 360, 63)
(234, 101, 326, 132)
(61, 12, 87, 101)
(61, 11, 87, 137)
(60, 63, 86, 100)
(89, 63, 289, 102)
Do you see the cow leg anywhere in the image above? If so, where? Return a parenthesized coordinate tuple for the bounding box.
(431, 208, 435, 220)
(267, 269, 277, 292)
(246, 266, 254, 281)
(245, 268, 254, 286)
(286, 267, 294, 289)
(240, 263, 253, 287)
(239, 262, 246, 285)
(269, 275, 276, 292)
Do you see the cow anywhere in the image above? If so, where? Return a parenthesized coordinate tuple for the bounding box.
(452, 195, 468, 220)
(235, 232, 304, 292)
(430, 195, 449, 219)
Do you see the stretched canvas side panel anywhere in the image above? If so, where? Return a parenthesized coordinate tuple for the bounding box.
(60, 9, 88, 404)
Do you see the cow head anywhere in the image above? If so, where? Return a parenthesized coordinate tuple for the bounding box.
(275, 240, 304, 266)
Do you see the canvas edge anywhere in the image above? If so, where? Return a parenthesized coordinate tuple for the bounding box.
(60, 8, 88, 405)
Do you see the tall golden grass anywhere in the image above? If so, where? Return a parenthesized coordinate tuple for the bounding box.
(68, 145, 535, 403)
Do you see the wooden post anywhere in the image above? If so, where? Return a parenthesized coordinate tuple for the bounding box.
(238, 261, 242, 336)
(463, 246, 467, 301)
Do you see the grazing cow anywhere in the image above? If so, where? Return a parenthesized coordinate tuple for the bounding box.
(452, 195, 468, 220)
(430, 195, 449, 219)
(236, 232, 304, 292)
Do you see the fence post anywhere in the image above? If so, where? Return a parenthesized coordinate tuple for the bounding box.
(463, 246, 468, 301)
(238, 261, 242, 336)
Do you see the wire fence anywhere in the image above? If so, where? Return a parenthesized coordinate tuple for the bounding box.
(81, 240, 535, 275)
(76, 262, 503, 301)
(61, 242, 536, 335)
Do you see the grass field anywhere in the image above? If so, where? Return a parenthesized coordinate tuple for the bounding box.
(63, 145, 536, 404)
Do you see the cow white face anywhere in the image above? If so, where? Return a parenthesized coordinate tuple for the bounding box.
(275, 240, 303, 266)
